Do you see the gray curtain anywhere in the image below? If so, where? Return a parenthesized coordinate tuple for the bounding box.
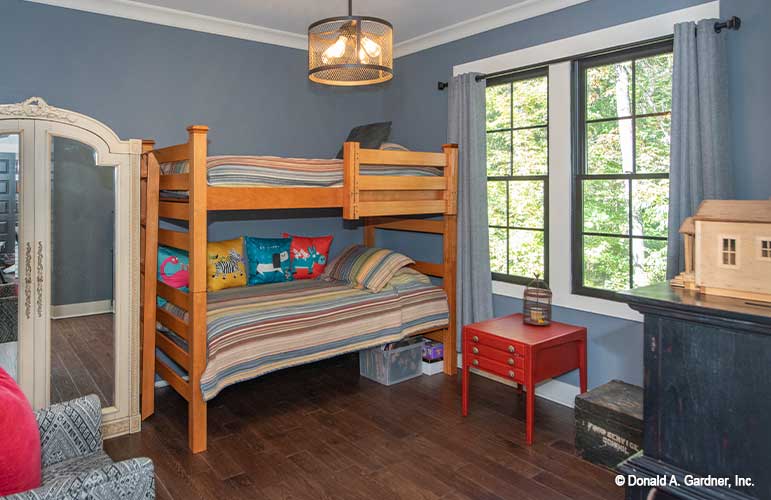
(448, 73, 493, 343)
(667, 19, 734, 278)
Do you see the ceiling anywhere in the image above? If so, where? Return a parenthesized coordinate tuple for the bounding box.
(135, 0, 532, 42)
(29, 0, 588, 56)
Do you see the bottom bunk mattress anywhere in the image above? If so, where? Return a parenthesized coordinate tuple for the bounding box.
(160, 269, 448, 400)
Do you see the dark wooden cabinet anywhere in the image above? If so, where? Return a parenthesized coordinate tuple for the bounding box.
(620, 284, 771, 499)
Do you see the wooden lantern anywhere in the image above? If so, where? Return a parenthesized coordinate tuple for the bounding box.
(523, 275, 552, 326)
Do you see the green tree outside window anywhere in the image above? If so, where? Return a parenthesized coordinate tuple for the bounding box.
(485, 69, 548, 284)
(576, 44, 673, 297)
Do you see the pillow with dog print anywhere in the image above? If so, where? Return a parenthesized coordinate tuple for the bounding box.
(245, 237, 293, 285)
(281, 233, 333, 279)
(206, 237, 247, 292)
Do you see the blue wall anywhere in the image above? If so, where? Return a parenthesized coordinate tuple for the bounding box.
(722, 0, 771, 200)
(207, 210, 361, 259)
(51, 138, 115, 306)
(0, 0, 386, 269)
(0, 0, 385, 158)
(380, 0, 771, 392)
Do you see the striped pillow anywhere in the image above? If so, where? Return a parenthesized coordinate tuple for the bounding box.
(323, 245, 414, 292)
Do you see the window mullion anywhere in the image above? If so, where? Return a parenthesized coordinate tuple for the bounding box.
(506, 81, 513, 276)
(629, 56, 637, 289)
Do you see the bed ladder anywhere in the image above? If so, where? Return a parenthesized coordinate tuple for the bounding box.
(139, 139, 159, 420)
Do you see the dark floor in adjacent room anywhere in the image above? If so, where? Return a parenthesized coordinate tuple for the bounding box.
(51, 313, 114, 406)
(105, 354, 621, 500)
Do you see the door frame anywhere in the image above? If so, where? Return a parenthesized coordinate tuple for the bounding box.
(0, 98, 141, 437)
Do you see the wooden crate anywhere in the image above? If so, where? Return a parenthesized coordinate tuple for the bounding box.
(575, 379, 642, 470)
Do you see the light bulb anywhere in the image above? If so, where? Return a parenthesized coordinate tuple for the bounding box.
(360, 36, 382, 59)
(322, 35, 348, 63)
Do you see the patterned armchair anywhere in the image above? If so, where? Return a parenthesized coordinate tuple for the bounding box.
(2, 395, 154, 500)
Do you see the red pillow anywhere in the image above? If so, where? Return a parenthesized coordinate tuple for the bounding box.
(282, 233, 333, 279)
(0, 367, 41, 496)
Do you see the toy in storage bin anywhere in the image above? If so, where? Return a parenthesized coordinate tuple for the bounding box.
(422, 339, 444, 375)
(359, 337, 423, 386)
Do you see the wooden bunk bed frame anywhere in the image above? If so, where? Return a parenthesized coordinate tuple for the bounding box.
(140, 125, 458, 453)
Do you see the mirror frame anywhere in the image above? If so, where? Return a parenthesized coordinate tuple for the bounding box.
(0, 97, 141, 437)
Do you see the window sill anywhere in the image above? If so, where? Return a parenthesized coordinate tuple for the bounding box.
(492, 279, 643, 323)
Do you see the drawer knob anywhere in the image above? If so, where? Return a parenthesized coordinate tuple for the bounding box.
(472, 359, 479, 367)
(472, 347, 479, 354)
(472, 335, 479, 343)
(508, 370, 515, 378)
(508, 345, 515, 353)
(507, 358, 514, 366)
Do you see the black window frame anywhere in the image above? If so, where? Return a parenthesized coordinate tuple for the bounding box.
(571, 40, 673, 302)
(486, 66, 550, 286)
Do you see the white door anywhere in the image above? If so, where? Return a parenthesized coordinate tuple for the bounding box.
(0, 120, 37, 403)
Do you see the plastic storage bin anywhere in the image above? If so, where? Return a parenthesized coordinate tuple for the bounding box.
(359, 337, 423, 386)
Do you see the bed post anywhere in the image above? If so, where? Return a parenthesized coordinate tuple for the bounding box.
(140, 139, 158, 420)
(187, 125, 209, 453)
(363, 218, 376, 247)
(342, 141, 360, 220)
(442, 144, 458, 376)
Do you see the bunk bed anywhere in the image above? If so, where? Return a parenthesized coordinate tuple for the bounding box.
(140, 125, 458, 453)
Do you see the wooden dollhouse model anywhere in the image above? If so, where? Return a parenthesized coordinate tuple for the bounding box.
(671, 199, 771, 301)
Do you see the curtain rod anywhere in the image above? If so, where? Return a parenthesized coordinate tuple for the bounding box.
(437, 15, 741, 90)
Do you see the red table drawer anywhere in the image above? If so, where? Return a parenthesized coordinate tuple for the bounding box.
(468, 344, 523, 369)
(467, 331, 525, 356)
(468, 356, 524, 383)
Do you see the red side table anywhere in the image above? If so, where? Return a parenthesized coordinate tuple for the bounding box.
(462, 313, 587, 445)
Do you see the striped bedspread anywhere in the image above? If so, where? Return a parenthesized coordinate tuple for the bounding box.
(159, 156, 442, 188)
(160, 269, 448, 401)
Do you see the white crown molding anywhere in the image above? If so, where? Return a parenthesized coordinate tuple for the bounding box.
(26, 0, 591, 58)
(25, 0, 308, 50)
(453, 1, 719, 75)
(393, 0, 591, 58)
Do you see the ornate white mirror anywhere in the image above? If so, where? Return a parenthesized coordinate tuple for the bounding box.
(0, 98, 140, 437)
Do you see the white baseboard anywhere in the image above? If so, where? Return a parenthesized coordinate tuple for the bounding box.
(532, 378, 580, 408)
(457, 353, 579, 408)
(51, 299, 114, 319)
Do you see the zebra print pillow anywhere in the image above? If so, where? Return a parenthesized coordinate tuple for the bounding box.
(206, 237, 247, 292)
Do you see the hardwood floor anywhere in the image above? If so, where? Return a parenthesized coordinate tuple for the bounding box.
(105, 354, 621, 500)
(51, 313, 114, 406)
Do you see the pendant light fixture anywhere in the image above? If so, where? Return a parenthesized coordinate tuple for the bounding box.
(308, 0, 393, 86)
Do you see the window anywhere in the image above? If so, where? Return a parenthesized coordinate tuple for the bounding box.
(573, 42, 673, 300)
(758, 238, 771, 261)
(485, 68, 548, 284)
(721, 237, 738, 266)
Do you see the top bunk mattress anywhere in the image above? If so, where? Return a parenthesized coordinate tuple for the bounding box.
(160, 155, 443, 189)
